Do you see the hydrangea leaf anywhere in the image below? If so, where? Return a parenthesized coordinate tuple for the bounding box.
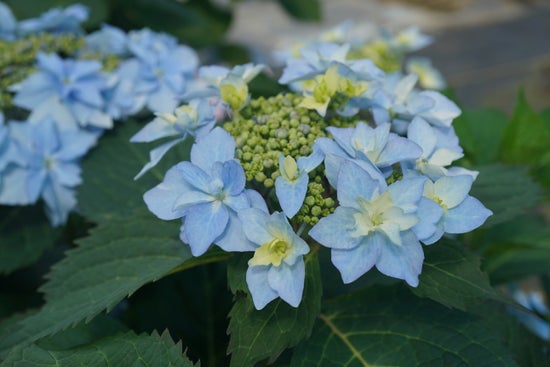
(78, 119, 191, 223)
(227, 253, 322, 367)
(0, 205, 61, 275)
(477, 214, 550, 284)
(500, 90, 550, 164)
(0, 214, 190, 355)
(0, 331, 195, 367)
(472, 302, 549, 367)
(290, 286, 519, 367)
(453, 108, 507, 164)
(470, 164, 544, 227)
(412, 239, 510, 310)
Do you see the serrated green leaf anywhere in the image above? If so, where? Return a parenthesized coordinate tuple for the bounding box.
(470, 164, 543, 227)
(0, 205, 61, 275)
(227, 253, 322, 367)
(1, 331, 195, 367)
(278, 0, 322, 21)
(35, 314, 126, 351)
(290, 286, 519, 367)
(500, 91, 550, 164)
(413, 240, 509, 310)
(0, 214, 190, 355)
(453, 108, 507, 164)
(78, 119, 191, 223)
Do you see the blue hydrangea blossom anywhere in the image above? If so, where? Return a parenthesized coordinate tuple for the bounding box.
(420, 175, 492, 244)
(131, 98, 217, 178)
(0, 2, 16, 41)
(11, 52, 113, 130)
(0, 118, 98, 226)
(239, 208, 310, 309)
(143, 127, 259, 256)
(309, 161, 428, 286)
(17, 4, 88, 37)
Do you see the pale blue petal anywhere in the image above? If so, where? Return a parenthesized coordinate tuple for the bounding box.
(52, 162, 81, 186)
(215, 210, 256, 252)
(331, 233, 383, 283)
(387, 176, 425, 212)
(26, 170, 47, 203)
(220, 160, 246, 196)
(375, 230, 423, 287)
(130, 116, 180, 143)
(246, 265, 277, 310)
(57, 129, 99, 160)
(147, 83, 179, 113)
(444, 196, 492, 234)
(184, 202, 228, 256)
(407, 117, 436, 158)
(173, 189, 213, 211)
(223, 191, 250, 212)
(377, 135, 422, 167)
(246, 189, 269, 213)
(0, 166, 34, 204)
(297, 148, 323, 173)
(134, 138, 184, 179)
(326, 126, 355, 157)
(190, 127, 235, 171)
(267, 261, 305, 308)
(309, 207, 361, 250)
(143, 165, 192, 220)
(337, 161, 381, 208)
(238, 207, 272, 245)
(275, 173, 308, 219)
(42, 180, 77, 227)
(413, 197, 444, 244)
(434, 175, 473, 209)
(177, 161, 212, 192)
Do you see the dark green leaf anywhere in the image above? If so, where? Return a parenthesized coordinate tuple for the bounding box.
(278, 0, 322, 21)
(500, 90, 550, 164)
(0, 205, 61, 275)
(0, 214, 190, 355)
(470, 164, 544, 227)
(78, 119, 191, 223)
(472, 302, 549, 366)
(290, 286, 519, 367)
(1, 331, 195, 367)
(413, 240, 509, 310)
(453, 108, 507, 164)
(479, 215, 550, 284)
(35, 314, 126, 351)
(227, 254, 322, 367)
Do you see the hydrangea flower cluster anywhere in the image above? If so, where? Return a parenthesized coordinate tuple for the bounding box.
(136, 29, 492, 310)
(0, 2, 200, 226)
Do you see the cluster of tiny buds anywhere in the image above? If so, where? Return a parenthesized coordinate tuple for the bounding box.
(224, 92, 358, 225)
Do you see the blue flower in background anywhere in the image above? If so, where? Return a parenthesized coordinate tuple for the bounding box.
(370, 73, 460, 134)
(131, 98, 217, 179)
(84, 24, 129, 56)
(11, 52, 113, 130)
(17, 4, 88, 37)
(0, 2, 16, 41)
(239, 208, 310, 310)
(0, 118, 98, 226)
(309, 161, 426, 286)
(143, 127, 258, 256)
(420, 174, 492, 244)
